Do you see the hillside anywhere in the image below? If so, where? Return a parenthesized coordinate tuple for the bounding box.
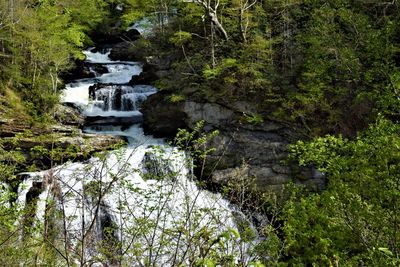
(0, 0, 399, 266)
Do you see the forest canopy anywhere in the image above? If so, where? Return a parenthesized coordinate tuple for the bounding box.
(0, 0, 113, 119)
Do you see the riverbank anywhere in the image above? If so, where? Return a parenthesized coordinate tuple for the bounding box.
(0, 95, 124, 174)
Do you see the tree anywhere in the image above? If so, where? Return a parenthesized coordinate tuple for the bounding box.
(237, 0, 257, 42)
(279, 0, 400, 136)
(0, 0, 110, 119)
(284, 117, 400, 266)
(193, 0, 229, 40)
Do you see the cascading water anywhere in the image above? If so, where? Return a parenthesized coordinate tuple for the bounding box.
(14, 43, 258, 265)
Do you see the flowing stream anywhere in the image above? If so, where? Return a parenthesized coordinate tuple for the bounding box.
(15, 43, 255, 265)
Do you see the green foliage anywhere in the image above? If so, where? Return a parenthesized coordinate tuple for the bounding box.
(1, 0, 400, 265)
(165, 93, 185, 103)
(279, 1, 400, 135)
(174, 121, 219, 161)
(242, 112, 264, 125)
(0, 0, 111, 120)
(169, 31, 192, 46)
(284, 117, 400, 266)
(202, 65, 223, 80)
(121, 0, 147, 26)
(123, 0, 178, 33)
(202, 59, 238, 80)
(141, 0, 400, 135)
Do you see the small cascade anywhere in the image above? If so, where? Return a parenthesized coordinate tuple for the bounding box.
(89, 84, 156, 112)
(83, 48, 113, 63)
(89, 85, 155, 112)
(98, 63, 142, 84)
(62, 49, 143, 109)
(93, 86, 120, 111)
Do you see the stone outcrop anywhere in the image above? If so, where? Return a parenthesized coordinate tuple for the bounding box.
(142, 95, 325, 193)
(54, 103, 85, 126)
(142, 92, 187, 138)
(109, 38, 148, 62)
(0, 104, 125, 172)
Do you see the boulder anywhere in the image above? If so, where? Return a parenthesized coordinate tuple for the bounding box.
(141, 92, 187, 138)
(109, 40, 148, 62)
(128, 57, 173, 85)
(142, 150, 174, 181)
(62, 61, 95, 82)
(90, 64, 109, 75)
(129, 62, 158, 85)
(54, 104, 85, 126)
(62, 61, 109, 82)
(125, 29, 141, 41)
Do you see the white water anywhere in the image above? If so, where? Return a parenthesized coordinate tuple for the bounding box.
(127, 17, 153, 36)
(62, 49, 143, 107)
(83, 49, 114, 64)
(98, 63, 142, 84)
(63, 79, 92, 105)
(16, 42, 256, 265)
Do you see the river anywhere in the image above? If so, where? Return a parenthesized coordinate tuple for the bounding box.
(14, 39, 257, 265)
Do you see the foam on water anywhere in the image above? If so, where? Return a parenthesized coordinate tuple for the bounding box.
(83, 49, 114, 64)
(99, 64, 142, 84)
(17, 142, 242, 264)
(84, 109, 142, 117)
(62, 79, 94, 105)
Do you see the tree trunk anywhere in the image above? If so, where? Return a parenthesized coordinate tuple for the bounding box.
(195, 0, 229, 40)
(209, 10, 228, 40)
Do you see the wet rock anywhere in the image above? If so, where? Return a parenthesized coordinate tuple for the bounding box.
(109, 40, 148, 62)
(128, 56, 173, 85)
(125, 29, 141, 41)
(129, 62, 158, 85)
(62, 60, 94, 81)
(129, 72, 155, 85)
(142, 150, 174, 181)
(62, 60, 109, 83)
(85, 114, 143, 127)
(90, 64, 109, 75)
(141, 92, 187, 138)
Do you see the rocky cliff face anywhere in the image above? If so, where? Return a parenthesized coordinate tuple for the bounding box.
(96, 25, 325, 193)
(142, 93, 325, 193)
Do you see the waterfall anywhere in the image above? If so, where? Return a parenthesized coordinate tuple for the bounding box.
(13, 43, 258, 266)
